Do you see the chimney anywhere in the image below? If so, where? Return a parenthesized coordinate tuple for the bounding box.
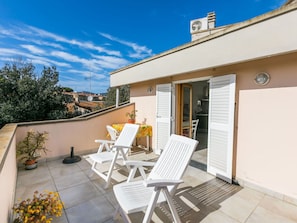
(207, 12, 216, 29)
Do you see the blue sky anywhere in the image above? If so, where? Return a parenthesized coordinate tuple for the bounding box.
(0, 0, 286, 93)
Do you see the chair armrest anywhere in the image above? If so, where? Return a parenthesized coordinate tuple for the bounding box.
(94, 139, 115, 144)
(94, 139, 115, 152)
(111, 145, 132, 150)
(124, 160, 155, 167)
(144, 179, 184, 187)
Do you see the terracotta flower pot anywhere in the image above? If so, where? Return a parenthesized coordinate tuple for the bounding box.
(25, 160, 38, 170)
(127, 119, 135, 124)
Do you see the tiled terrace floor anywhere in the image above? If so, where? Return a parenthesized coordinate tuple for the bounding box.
(15, 151, 297, 223)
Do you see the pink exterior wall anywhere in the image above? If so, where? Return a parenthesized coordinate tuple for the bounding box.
(236, 54, 297, 203)
(0, 124, 18, 223)
(129, 52, 297, 203)
(237, 86, 297, 201)
(0, 105, 135, 221)
(15, 105, 135, 160)
(130, 82, 157, 148)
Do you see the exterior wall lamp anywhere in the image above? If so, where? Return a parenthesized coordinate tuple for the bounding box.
(147, 86, 153, 93)
(254, 72, 270, 85)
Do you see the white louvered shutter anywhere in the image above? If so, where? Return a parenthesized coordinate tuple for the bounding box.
(155, 84, 172, 154)
(207, 74, 236, 183)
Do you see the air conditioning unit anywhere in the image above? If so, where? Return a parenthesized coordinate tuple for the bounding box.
(190, 17, 208, 33)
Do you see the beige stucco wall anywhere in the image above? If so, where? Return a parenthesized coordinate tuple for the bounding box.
(15, 105, 134, 161)
(235, 54, 297, 203)
(130, 82, 157, 149)
(108, 1, 297, 206)
(0, 124, 17, 223)
(129, 52, 297, 202)
(0, 105, 136, 221)
(237, 86, 297, 201)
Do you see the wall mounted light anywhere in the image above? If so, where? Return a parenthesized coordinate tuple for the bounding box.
(254, 72, 270, 85)
(147, 86, 153, 93)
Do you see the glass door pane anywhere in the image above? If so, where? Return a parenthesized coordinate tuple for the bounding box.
(181, 84, 192, 138)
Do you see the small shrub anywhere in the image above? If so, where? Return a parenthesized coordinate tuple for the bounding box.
(12, 191, 63, 223)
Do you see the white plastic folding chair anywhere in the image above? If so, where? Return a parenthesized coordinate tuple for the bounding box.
(191, 119, 199, 140)
(94, 125, 119, 153)
(89, 123, 139, 188)
(113, 134, 199, 223)
(107, 125, 119, 141)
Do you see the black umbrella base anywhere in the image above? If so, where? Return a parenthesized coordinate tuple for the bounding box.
(63, 155, 81, 164)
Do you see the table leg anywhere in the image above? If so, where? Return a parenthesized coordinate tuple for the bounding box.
(146, 136, 150, 151)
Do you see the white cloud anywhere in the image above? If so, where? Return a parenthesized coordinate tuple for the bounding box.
(92, 54, 130, 70)
(0, 22, 154, 93)
(51, 50, 101, 71)
(99, 32, 153, 59)
(59, 77, 110, 93)
(67, 69, 91, 75)
(0, 47, 71, 68)
(26, 25, 122, 56)
(0, 24, 122, 57)
(30, 39, 65, 50)
(21, 44, 46, 55)
(66, 69, 106, 79)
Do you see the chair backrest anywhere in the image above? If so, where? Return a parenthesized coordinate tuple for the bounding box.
(106, 125, 119, 141)
(148, 134, 198, 193)
(114, 124, 139, 153)
(191, 119, 199, 140)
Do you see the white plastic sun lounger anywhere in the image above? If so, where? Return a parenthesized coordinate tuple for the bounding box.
(113, 134, 198, 223)
(89, 123, 139, 188)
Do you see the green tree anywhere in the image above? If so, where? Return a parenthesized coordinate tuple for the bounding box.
(104, 85, 130, 107)
(62, 87, 74, 92)
(0, 62, 68, 128)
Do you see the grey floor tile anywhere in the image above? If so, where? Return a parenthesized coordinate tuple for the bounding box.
(17, 164, 51, 186)
(51, 211, 68, 223)
(246, 206, 297, 223)
(219, 188, 264, 222)
(15, 152, 297, 223)
(53, 170, 90, 191)
(15, 166, 56, 201)
(65, 196, 116, 223)
(258, 195, 297, 222)
(15, 180, 57, 201)
(83, 168, 102, 181)
(76, 158, 92, 170)
(16, 171, 53, 187)
(49, 163, 83, 178)
(46, 158, 66, 168)
(200, 210, 240, 223)
(59, 181, 103, 209)
(102, 218, 124, 223)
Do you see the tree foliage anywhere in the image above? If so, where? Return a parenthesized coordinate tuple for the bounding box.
(0, 62, 68, 128)
(62, 87, 74, 92)
(104, 85, 130, 107)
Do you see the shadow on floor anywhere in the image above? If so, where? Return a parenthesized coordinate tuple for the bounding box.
(190, 160, 207, 171)
(139, 178, 242, 223)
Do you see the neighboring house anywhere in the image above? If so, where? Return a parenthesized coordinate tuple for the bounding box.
(109, 1, 297, 205)
(63, 91, 105, 113)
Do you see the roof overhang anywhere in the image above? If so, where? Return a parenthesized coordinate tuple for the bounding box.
(110, 3, 297, 87)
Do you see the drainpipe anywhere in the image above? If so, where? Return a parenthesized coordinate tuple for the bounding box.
(116, 87, 119, 107)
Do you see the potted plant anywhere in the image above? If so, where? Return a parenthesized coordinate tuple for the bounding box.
(12, 190, 63, 223)
(16, 129, 48, 170)
(126, 109, 137, 123)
